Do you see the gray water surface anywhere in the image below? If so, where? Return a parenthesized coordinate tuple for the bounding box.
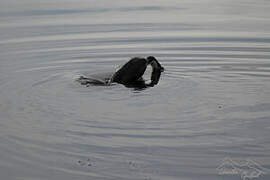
(1, 0, 270, 180)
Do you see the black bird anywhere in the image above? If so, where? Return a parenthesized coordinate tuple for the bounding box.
(77, 56, 164, 89)
(111, 56, 164, 87)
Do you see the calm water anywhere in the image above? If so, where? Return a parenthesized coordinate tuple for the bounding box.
(1, 0, 270, 180)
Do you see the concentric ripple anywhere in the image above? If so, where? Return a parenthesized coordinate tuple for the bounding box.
(1, 1, 270, 180)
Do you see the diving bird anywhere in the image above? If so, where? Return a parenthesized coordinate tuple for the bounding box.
(77, 56, 164, 88)
(111, 56, 164, 87)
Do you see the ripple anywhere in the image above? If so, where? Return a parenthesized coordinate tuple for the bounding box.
(0, 6, 181, 17)
(1, 5, 270, 179)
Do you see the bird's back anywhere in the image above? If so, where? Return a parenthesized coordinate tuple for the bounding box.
(112, 57, 147, 84)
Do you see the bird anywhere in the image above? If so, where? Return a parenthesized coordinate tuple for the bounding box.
(111, 56, 164, 87)
(77, 56, 164, 89)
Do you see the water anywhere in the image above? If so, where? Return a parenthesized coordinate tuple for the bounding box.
(1, 0, 270, 179)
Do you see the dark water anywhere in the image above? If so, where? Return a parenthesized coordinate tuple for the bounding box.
(1, 0, 270, 180)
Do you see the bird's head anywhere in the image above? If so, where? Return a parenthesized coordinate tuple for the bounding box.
(146, 56, 164, 72)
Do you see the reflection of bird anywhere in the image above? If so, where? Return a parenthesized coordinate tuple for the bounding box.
(111, 56, 164, 87)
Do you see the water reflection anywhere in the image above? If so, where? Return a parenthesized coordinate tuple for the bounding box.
(1, 0, 270, 180)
